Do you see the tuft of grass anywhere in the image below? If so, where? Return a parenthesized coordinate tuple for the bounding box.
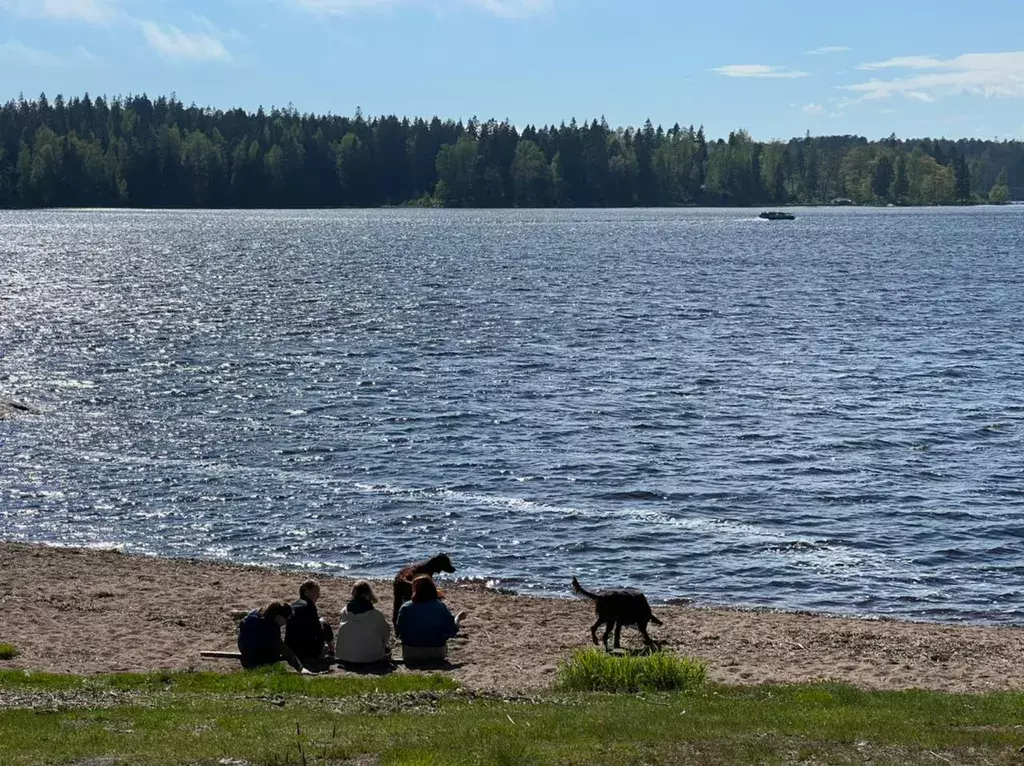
(556, 648, 707, 693)
(0, 644, 20, 660)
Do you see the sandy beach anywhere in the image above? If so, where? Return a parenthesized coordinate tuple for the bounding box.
(1, 542, 1022, 693)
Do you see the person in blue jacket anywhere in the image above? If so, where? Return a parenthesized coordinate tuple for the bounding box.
(395, 575, 466, 664)
(237, 601, 307, 672)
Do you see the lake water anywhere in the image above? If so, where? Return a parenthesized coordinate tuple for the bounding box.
(2, 207, 1023, 624)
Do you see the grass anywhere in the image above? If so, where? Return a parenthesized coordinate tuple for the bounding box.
(0, 667, 456, 697)
(2, 670, 1024, 764)
(0, 644, 20, 660)
(556, 648, 707, 693)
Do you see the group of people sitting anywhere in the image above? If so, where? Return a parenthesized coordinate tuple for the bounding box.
(237, 575, 466, 672)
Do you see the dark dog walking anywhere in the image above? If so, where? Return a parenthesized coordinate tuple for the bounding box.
(571, 576, 663, 651)
(393, 553, 456, 631)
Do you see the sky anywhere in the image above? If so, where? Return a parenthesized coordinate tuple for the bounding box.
(1, 0, 1023, 141)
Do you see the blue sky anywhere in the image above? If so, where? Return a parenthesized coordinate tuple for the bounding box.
(1, 0, 1023, 140)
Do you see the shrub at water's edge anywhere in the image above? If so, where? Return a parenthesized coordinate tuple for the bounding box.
(0, 644, 19, 660)
(556, 648, 707, 693)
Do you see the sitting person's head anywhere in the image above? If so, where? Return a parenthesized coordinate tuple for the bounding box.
(299, 579, 321, 605)
(411, 575, 443, 603)
(261, 601, 293, 626)
(350, 580, 377, 604)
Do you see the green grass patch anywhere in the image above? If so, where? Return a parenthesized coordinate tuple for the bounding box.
(0, 666, 456, 698)
(2, 671, 1024, 764)
(556, 648, 707, 693)
(0, 644, 19, 660)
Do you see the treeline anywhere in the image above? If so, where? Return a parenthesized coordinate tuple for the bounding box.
(0, 93, 1021, 209)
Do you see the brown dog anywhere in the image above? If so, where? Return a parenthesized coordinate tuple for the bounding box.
(392, 553, 456, 630)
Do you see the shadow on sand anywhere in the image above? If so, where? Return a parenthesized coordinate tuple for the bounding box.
(333, 658, 465, 675)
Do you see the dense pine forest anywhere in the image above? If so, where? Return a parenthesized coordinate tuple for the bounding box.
(0, 93, 1021, 209)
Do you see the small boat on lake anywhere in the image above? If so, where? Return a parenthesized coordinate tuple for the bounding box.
(759, 211, 796, 221)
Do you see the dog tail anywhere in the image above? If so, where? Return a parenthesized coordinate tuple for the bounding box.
(648, 614, 663, 626)
(571, 576, 599, 600)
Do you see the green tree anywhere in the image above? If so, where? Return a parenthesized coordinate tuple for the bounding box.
(183, 131, 222, 206)
(511, 140, 549, 207)
(654, 131, 697, 204)
(916, 157, 955, 205)
(606, 132, 638, 206)
(264, 144, 286, 198)
(953, 153, 972, 202)
(550, 151, 568, 207)
(839, 147, 873, 202)
(230, 138, 264, 207)
(889, 154, 909, 204)
(989, 167, 1011, 204)
(16, 141, 33, 204)
(434, 135, 478, 206)
(334, 133, 368, 205)
(26, 127, 64, 206)
(872, 154, 895, 202)
(802, 135, 819, 201)
(0, 148, 9, 205)
(759, 142, 788, 204)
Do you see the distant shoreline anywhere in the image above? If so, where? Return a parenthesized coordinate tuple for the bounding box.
(4, 94, 1018, 209)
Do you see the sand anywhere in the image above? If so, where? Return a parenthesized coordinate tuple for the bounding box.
(1, 542, 1022, 693)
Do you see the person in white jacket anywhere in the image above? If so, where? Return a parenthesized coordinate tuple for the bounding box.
(335, 580, 392, 664)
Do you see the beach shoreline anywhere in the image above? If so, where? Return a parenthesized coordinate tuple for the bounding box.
(1, 542, 1022, 693)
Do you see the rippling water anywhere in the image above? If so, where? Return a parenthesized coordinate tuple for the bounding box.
(2, 207, 1023, 623)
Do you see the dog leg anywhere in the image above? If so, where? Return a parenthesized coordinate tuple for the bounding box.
(601, 623, 613, 652)
(638, 622, 657, 649)
(590, 619, 602, 646)
(613, 622, 623, 650)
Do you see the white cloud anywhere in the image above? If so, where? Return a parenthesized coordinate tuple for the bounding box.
(802, 103, 824, 115)
(712, 64, 809, 79)
(0, 0, 118, 23)
(848, 51, 1024, 101)
(0, 39, 99, 65)
(141, 22, 232, 62)
(0, 39, 65, 66)
(806, 46, 850, 55)
(857, 55, 943, 71)
(293, 0, 548, 17)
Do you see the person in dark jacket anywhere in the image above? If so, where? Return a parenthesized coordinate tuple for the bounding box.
(395, 575, 467, 665)
(285, 579, 335, 668)
(237, 601, 306, 672)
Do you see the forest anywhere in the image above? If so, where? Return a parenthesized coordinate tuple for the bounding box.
(0, 93, 1020, 209)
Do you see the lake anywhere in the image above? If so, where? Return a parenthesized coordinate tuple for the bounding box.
(2, 207, 1023, 623)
